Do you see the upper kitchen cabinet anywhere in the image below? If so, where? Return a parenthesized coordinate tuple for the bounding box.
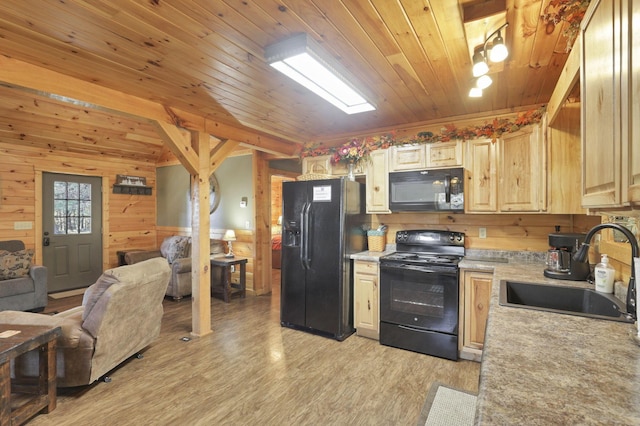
(366, 149, 390, 214)
(389, 144, 426, 171)
(465, 124, 545, 213)
(389, 141, 464, 171)
(302, 155, 332, 176)
(425, 141, 464, 168)
(465, 138, 497, 212)
(301, 155, 364, 178)
(499, 124, 545, 212)
(581, 0, 640, 210)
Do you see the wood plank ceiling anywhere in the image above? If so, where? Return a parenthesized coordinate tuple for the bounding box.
(0, 0, 577, 159)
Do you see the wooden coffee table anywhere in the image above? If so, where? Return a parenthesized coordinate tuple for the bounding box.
(0, 324, 61, 425)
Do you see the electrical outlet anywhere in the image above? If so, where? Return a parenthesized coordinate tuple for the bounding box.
(479, 227, 487, 239)
(245, 220, 251, 229)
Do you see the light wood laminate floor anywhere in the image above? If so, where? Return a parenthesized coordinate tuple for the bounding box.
(31, 270, 480, 425)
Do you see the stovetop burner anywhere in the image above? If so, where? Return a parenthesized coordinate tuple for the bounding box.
(380, 252, 462, 266)
(379, 230, 465, 267)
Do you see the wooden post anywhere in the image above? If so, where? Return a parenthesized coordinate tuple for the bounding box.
(253, 151, 272, 295)
(190, 131, 212, 337)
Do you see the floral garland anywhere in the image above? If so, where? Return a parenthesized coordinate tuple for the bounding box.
(542, 0, 591, 51)
(299, 106, 546, 161)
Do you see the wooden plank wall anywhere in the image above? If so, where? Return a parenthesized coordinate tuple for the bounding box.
(371, 212, 601, 252)
(0, 141, 157, 268)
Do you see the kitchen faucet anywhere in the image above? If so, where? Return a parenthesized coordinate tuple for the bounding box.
(573, 223, 639, 319)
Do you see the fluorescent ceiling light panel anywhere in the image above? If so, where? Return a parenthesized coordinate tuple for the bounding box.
(265, 34, 375, 114)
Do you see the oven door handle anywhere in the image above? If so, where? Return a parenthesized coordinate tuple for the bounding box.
(382, 264, 456, 275)
(398, 325, 433, 333)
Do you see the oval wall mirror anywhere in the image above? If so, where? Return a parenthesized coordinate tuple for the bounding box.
(209, 173, 221, 213)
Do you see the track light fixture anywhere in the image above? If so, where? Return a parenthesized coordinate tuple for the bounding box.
(468, 22, 508, 97)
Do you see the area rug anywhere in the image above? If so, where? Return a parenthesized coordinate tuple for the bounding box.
(416, 381, 477, 426)
(49, 288, 86, 299)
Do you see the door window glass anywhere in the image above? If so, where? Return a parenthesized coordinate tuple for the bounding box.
(53, 181, 92, 234)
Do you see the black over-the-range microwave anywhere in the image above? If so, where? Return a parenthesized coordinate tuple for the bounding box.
(388, 167, 464, 212)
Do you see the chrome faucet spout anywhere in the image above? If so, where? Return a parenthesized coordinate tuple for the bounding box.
(572, 223, 638, 319)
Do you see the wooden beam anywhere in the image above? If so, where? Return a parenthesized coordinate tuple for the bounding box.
(205, 119, 299, 157)
(210, 139, 241, 172)
(190, 131, 212, 337)
(152, 121, 199, 175)
(546, 37, 581, 126)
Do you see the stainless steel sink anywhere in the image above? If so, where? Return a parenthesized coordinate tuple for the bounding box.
(499, 280, 634, 323)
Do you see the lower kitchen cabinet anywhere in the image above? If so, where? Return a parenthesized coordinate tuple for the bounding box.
(353, 260, 379, 340)
(459, 269, 493, 361)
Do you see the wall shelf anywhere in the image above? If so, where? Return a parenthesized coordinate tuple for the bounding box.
(112, 184, 152, 195)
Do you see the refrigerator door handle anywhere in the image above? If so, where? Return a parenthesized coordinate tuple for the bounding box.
(301, 202, 311, 269)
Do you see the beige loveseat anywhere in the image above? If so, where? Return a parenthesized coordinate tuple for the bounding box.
(0, 257, 170, 387)
(125, 236, 226, 300)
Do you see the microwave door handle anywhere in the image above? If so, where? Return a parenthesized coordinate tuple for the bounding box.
(444, 175, 451, 204)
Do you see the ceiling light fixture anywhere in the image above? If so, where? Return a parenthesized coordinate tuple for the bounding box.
(472, 50, 489, 77)
(469, 87, 483, 98)
(468, 22, 508, 97)
(476, 74, 493, 90)
(264, 33, 376, 114)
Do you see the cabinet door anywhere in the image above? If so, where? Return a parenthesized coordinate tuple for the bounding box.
(302, 155, 331, 175)
(354, 261, 379, 340)
(332, 161, 364, 176)
(463, 271, 492, 351)
(465, 138, 497, 212)
(627, 0, 640, 204)
(366, 149, 390, 213)
(581, 0, 622, 207)
(499, 126, 544, 212)
(425, 141, 463, 167)
(389, 145, 426, 171)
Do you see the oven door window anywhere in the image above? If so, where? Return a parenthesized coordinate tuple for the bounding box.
(380, 265, 458, 335)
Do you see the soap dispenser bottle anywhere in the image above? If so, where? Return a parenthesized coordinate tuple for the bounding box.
(594, 254, 615, 293)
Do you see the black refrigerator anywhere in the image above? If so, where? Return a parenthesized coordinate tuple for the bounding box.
(280, 178, 366, 341)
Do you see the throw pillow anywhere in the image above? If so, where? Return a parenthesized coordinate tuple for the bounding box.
(0, 249, 34, 280)
(160, 236, 189, 264)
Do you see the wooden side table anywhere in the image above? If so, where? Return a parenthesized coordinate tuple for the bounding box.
(0, 324, 61, 425)
(210, 256, 247, 302)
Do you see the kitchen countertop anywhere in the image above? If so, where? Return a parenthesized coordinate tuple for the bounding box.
(460, 259, 640, 425)
(350, 246, 394, 261)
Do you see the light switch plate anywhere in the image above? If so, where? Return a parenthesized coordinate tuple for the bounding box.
(14, 221, 33, 230)
(479, 227, 487, 239)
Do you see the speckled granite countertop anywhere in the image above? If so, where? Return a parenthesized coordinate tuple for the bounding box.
(460, 259, 640, 425)
(350, 245, 395, 261)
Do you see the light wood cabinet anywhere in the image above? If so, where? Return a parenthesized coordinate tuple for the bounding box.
(425, 141, 463, 168)
(366, 149, 390, 213)
(301, 155, 364, 177)
(331, 160, 365, 176)
(580, 0, 640, 210)
(459, 269, 493, 361)
(354, 260, 379, 340)
(465, 138, 497, 212)
(465, 124, 545, 213)
(389, 144, 426, 171)
(499, 125, 545, 212)
(302, 155, 332, 176)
